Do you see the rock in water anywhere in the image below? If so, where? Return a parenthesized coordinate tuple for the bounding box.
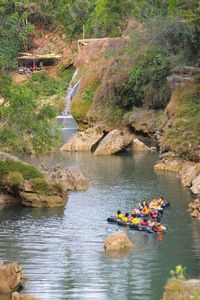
(94, 129, 132, 155)
(47, 167, 89, 191)
(60, 127, 104, 152)
(104, 232, 133, 252)
(162, 279, 200, 300)
(132, 138, 155, 152)
(191, 175, 200, 195)
(0, 262, 23, 293)
(20, 192, 65, 208)
(188, 198, 200, 220)
(12, 292, 39, 300)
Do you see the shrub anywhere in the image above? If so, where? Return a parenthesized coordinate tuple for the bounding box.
(170, 265, 186, 280)
(31, 177, 53, 194)
(7, 171, 24, 187)
(116, 49, 171, 109)
(0, 160, 44, 180)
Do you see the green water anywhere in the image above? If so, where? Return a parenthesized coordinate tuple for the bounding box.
(0, 151, 199, 300)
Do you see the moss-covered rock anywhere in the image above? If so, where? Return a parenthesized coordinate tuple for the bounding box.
(0, 159, 43, 180)
(0, 156, 67, 207)
(162, 279, 200, 300)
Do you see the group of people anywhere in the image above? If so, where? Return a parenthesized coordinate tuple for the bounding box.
(115, 197, 167, 232)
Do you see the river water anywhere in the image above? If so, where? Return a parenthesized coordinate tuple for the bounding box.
(0, 130, 200, 300)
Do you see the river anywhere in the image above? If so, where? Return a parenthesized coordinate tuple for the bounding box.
(0, 130, 200, 300)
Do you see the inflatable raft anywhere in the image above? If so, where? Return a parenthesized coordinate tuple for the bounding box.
(107, 217, 166, 234)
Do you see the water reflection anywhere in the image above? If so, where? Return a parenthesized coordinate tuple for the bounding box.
(0, 152, 199, 300)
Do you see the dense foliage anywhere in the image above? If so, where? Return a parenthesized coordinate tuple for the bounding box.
(1, 0, 200, 155)
(115, 50, 171, 109)
(0, 72, 68, 154)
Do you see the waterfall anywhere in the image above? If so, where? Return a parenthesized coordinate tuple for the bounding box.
(56, 69, 79, 134)
(57, 69, 80, 119)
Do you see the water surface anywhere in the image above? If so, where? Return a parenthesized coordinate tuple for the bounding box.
(0, 150, 199, 300)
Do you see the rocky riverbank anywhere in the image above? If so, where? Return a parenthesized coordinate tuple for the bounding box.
(60, 126, 155, 155)
(162, 278, 200, 300)
(0, 153, 88, 208)
(154, 155, 200, 196)
(154, 155, 200, 220)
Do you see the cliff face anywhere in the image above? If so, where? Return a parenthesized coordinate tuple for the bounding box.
(71, 39, 200, 162)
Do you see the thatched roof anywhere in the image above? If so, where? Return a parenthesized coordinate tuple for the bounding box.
(18, 53, 62, 60)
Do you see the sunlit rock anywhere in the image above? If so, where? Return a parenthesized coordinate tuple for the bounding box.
(47, 166, 89, 191)
(60, 126, 104, 152)
(104, 232, 133, 252)
(132, 138, 156, 152)
(162, 279, 200, 300)
(20, 192, 66, 208)
(12, 292, 39, 300)
(94, 129, 132, 155)
(0, 262, 23, 294)
(181, 165, 200, 187)
(191, 175, 200, 195)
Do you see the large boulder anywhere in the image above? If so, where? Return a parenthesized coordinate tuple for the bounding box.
(60, 127, 104, 152)
(0, 262, 23, 294)
(123, 108, 159, 135)
(12, 292, 39, 300)
(104, 232, 133, 252)
(94, 129, 132, 155)
(191, 175, 200, 195)
(154, 156, 185, 173)
(0, 158, 67, 208)
(162, 279, 200, 300)
(181, 165, 200, 187)
(20, 192, 66, 208)
(132, 138, 156, 152)
(46, 167, 89, 191)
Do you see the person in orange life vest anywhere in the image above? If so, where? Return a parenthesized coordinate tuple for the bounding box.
(153, 222, 166, 232)
(140, 218, 148, 226)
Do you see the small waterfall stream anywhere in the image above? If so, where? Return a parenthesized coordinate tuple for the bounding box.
(56, 69, 80, 134)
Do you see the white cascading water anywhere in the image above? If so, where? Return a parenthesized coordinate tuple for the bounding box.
(56, 69, 80, 132)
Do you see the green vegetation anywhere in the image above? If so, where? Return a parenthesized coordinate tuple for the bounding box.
(0, 159, 43, 180)
(115, 49, 171, 109)
(7, 171, 24, 187)
(0, 73, 59, 154)
(1, 0, 200, 159)
(0, 68, 75, 154)
(31, 177, 53, 195)
(72, 79, 100, 121)
(162, 265, 200, 300)
(170, 265, 186, 280)
(161, 83, 200, 161)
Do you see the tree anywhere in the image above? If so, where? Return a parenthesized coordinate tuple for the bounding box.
(87, 0, 132, 37)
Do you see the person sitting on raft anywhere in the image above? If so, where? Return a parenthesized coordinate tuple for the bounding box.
(152, 222, 166, 232)
(122, 213, 130, 223)
(133, 200, 150, 214)
(115, 210, 123, 219)
(131, 214, 140, 225)
(140, 218, 148, 226)
(147, 219, 155, 227)
(150, 208, 160, 220)
(139, 200, 150, 215)
(149, 198, 163, 211)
